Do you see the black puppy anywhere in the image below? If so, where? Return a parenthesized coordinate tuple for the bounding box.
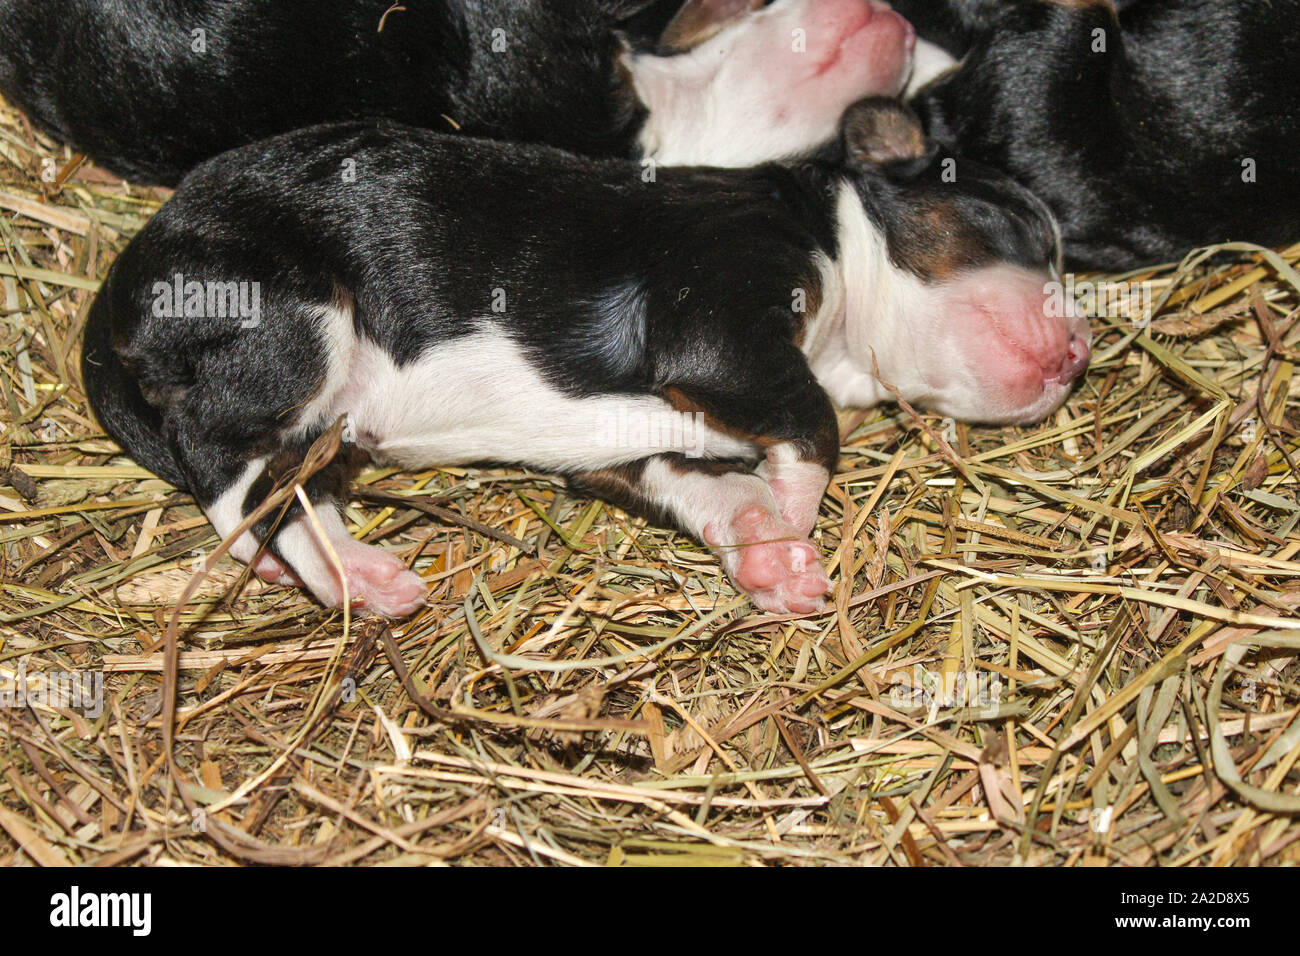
(893, 0, 1300, 270)
(0, 0, 915, 183)
(82, 101, 1089, 617)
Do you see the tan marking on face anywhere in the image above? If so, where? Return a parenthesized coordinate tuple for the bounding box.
(887, 199, 989, 282)
(658, 0, 765, 54)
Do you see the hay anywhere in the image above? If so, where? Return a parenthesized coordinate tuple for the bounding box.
(1, 98, 1298, 867)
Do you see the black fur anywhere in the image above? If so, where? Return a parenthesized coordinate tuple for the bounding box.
(0, 0, 678, 184)
(889, 0, 992, 56)
(83, 124, 833, 544)
(899, 0, 1300, 269)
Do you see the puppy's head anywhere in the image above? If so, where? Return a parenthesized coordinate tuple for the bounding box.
(833, 98, 1090, 425)
(631, 0, 916, 166)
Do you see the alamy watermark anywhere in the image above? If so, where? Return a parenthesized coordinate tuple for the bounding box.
(49, 886, 150, 936)
(1, 659, 104, 718)
(152, 273, 262, 328)
(595, 407, 709, 458)
(889, 665, 1004, 717)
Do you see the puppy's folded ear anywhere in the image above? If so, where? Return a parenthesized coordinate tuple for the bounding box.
(657, 0, 764, 54)
(842, 97, 931, 167)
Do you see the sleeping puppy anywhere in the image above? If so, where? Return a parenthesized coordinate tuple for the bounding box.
(892, 0, 1300, 270)
(81, 101, 1089, 617)
(0, 0, 916, 184)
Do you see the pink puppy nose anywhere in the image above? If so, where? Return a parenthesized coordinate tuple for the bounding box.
(1053, 334, 1090, 382)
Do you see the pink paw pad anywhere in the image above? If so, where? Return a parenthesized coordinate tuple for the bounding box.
(333, 540, 428, 618)
(709, 505, 832, 615)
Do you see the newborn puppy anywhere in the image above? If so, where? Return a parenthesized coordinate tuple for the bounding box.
(892, 0, 1300, 269)
(0, 0, 915, 184)
(82, 101, 1088, 617)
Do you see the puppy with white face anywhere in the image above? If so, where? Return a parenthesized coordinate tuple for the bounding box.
(0, 0, 915, 184)
(635, 0, 917, 165)
(808, 110, 1087, 425)
(83, 101, 1088, 618)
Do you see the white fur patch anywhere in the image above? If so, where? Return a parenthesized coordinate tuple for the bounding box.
(203, 455, 333, 594)
(637, 452, 832, 614)
(637, 444, 830, 547)
(206, 456, 269, 566)
(294, 302, 358, 435)
(323, 327, 756, 472)
(638, 456, 777, 542)
(801, 185, 919, 409)
(205, 450, 426, 613)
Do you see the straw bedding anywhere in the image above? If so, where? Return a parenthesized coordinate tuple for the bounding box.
(1, 99, 1298, 866)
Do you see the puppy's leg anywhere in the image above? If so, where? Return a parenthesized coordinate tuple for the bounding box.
(576, 339, 841, 614)
(670, 335, 841, 539)
(575, 455, 831, 615)
(204, 441, 427, 618)
(141, 293, 428, 617)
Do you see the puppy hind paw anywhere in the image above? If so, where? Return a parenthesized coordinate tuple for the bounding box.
(329, 541, 428, 618)
(741, 542, 832, 615)
(710, 505, 832, 615)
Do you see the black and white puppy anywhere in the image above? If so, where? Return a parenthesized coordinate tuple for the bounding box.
(0, 0, 916, 184)
(893, 0, 1300, 270)
(82, 102, 1089, 617)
